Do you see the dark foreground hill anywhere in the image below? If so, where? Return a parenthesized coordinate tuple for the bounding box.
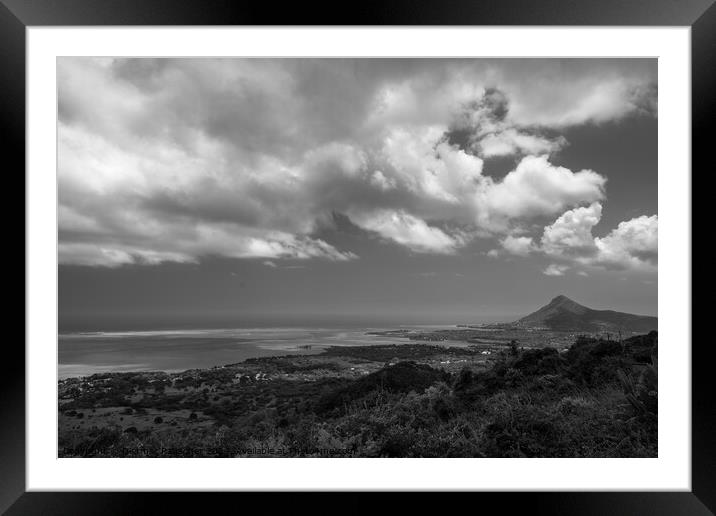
(516, 295, 657, 333)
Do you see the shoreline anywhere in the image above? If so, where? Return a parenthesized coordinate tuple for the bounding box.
(57, 326, 619, 380)
(59, 341, 498, 382)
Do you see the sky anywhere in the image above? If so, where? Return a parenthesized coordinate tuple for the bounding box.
(58, 58, 657, 331)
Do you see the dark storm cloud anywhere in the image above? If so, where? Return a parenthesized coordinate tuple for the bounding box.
(58, 58, 657, 271)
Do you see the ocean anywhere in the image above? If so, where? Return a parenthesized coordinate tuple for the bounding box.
(57, 325, 462, 379)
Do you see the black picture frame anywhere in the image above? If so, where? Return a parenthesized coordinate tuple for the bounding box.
(4, 0, 711, 513)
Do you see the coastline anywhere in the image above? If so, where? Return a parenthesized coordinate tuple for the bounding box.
(57, 325, 616, 380)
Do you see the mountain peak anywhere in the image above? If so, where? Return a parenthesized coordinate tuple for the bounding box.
(515, 295, 657, 332)
(539, 295, 587, 316)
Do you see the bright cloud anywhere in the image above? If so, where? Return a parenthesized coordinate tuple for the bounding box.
(58, 58, 656, 267)
(479, 156, 606, 228)
(594, 215, 658, 271)
(476, 129, 567, 158)
(543, 264, 570, 276)
(540, 203, 657, 273)
(348, 210, 463, 254)
(541, 202, 603, 257)
(500, 235, 536, 257)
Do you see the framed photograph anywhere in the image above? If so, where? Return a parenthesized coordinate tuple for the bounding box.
(5, 0, 712, 512)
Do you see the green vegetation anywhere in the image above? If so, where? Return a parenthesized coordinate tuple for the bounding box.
(58, 332, 657, 457)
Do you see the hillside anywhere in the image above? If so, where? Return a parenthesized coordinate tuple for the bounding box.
(515, 295, 657, 333)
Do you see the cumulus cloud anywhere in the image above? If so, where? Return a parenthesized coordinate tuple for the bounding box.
(58, 58, 655, 267)
(496, 202, 657, 276)
(58, 229, 356, 268)
(495, 61, 657, 127)
(369, 170, 397, 191)
(478, 156, 605, 229)
(500, 235, 536, 257)
(543, 264, 570, 276)
(540, 203, 657, 273)
(487, 234, 536, 258)
(58, 243, 194, 268)
(594, 215, 658, 271)
(476, 130, 566, 158)
(541, 202, 603, 258)
(348, 210, 464, 254)
(446, 87, 568, 159)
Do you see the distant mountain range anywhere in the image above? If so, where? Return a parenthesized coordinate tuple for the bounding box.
(514, 295, 657, 333)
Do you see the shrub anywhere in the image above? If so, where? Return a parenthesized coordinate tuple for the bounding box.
(317, 362, 448, 414)
(503, 368, 525, 387)
(425, 383, 456, 421)
(453, 367, 474, 391)
(511, 347, 564, 376)
(617, 361, 658, 422)
(565, 339, 629, 386)
(534, 374, 574, 393)
(60, 427, 123, 456)
(379, 427, 416, 457)
(556, 395, 594, 415)
(590, 340, 623, 358)
(482, 399, 562, 458)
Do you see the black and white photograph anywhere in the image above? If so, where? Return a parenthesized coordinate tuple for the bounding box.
(57, 57, 659, 458)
